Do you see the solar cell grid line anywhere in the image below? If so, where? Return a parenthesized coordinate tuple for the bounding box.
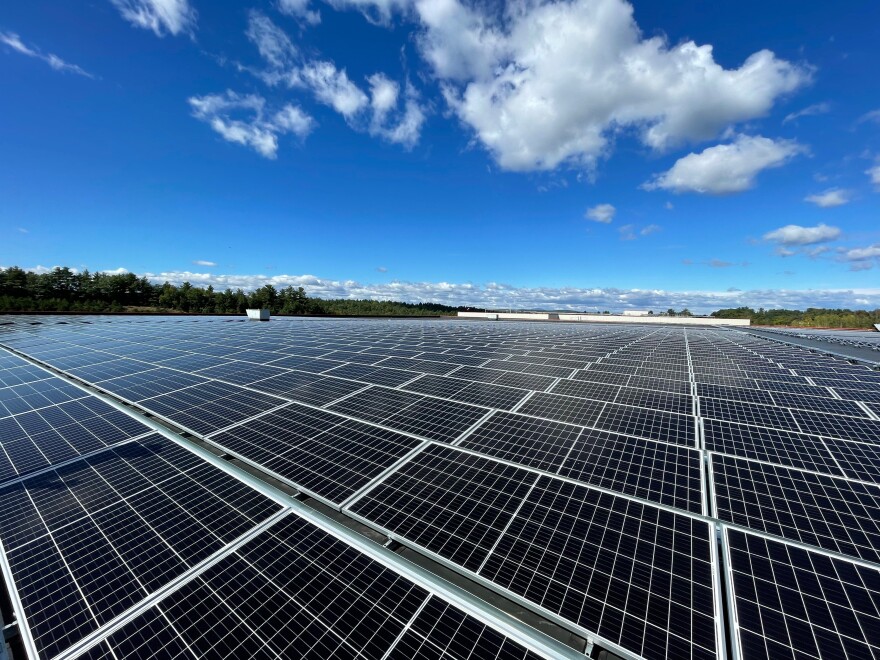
(326, 385, 426, 424)
(379, 396, 492, 443)
(723, 527, 880, 660)
(548, 377, 621, 402)
(403, 374, 471, 399)
(711, 453, 880, 565)
(0, 378, 92, 418)
(0, 435, 287, 660)
(593, 402, 698, 447)
(347, 444, 541, 573)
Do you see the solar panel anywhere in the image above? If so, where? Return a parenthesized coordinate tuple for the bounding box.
(712, 454, 880, 564)
(725, 528, 880, 659)
(479, 476, 719, 659)
(558, 428, 704, 513)
(703, 418, 845, 475)
(207, 404, 423, 504)
(457, 411, 582, 472)
(0, 433, 283, 659)
(348, 444, 538, 572)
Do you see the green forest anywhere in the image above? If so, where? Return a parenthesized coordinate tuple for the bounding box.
(0, 267, 475, 316)
(711, 306, 880, 328)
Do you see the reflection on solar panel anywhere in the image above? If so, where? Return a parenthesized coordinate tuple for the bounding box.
(2, 316, 880, 659)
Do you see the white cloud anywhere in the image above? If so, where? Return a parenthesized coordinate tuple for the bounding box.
(6, 266, 880, 311)
(110, 0, 197, 37)
(272, 104, 315, 135)
(278, 0, 321, 25)
(407, 0, 809, 171)
(763, 223, 841, 246)
(804, 188, 851, 208)
(585, 203, 615, 223)
(842, 244, 880, 261)
(664, 202, 674, 210)
(643, 135, 805, 194)
(17, 227, 28, 234)
(188, 91, 314, 158)
(83, 268, 880, 313)
(376, 266, 388, 272)
(292, 62, 369, 118)
(367, 76, 426, 148)
(867, 164, 880, 189)
(783, 102, 830, 124)
(641, 224, 661, 236)
(245, 14, 426, 147)
(0, 31, 95, 78)
(840, 244, 880, 271)
(368, 73, 399, 122)
(619, 224, 636, 240)
(192, 260, 217, 267)
(246, 11, 298, 69)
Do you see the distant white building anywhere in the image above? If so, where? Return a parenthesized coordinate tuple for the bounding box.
(622, 310, 649, 316)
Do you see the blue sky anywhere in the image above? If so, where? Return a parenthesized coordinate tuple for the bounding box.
(2, 0, 880, 311)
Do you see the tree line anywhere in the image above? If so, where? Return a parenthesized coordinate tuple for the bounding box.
(3, 268, 878, 326)
(712, 306, 880, 328)
(0, 267, 476, 316)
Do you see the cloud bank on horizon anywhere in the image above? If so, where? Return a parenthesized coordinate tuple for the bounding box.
(7, 266, 880, 314)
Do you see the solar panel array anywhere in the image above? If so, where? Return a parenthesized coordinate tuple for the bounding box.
(1, 315, 879, 659)
(0, 332, 580, 660)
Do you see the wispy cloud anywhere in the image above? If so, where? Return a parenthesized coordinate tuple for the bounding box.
(188, 90, 314, 158)
(0, 31, 95, 78)
(839, 244, 880, 271)
(192, 260, 217, 267)
(110, 0, 197, 37)
(619, 224, 661, 240)
(867, 163, 880, 189)
(244, 12, 427, 148)
(16, 227, 29, 234)
(858, 109, 880, 125)
(783, 102, 830, 124)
